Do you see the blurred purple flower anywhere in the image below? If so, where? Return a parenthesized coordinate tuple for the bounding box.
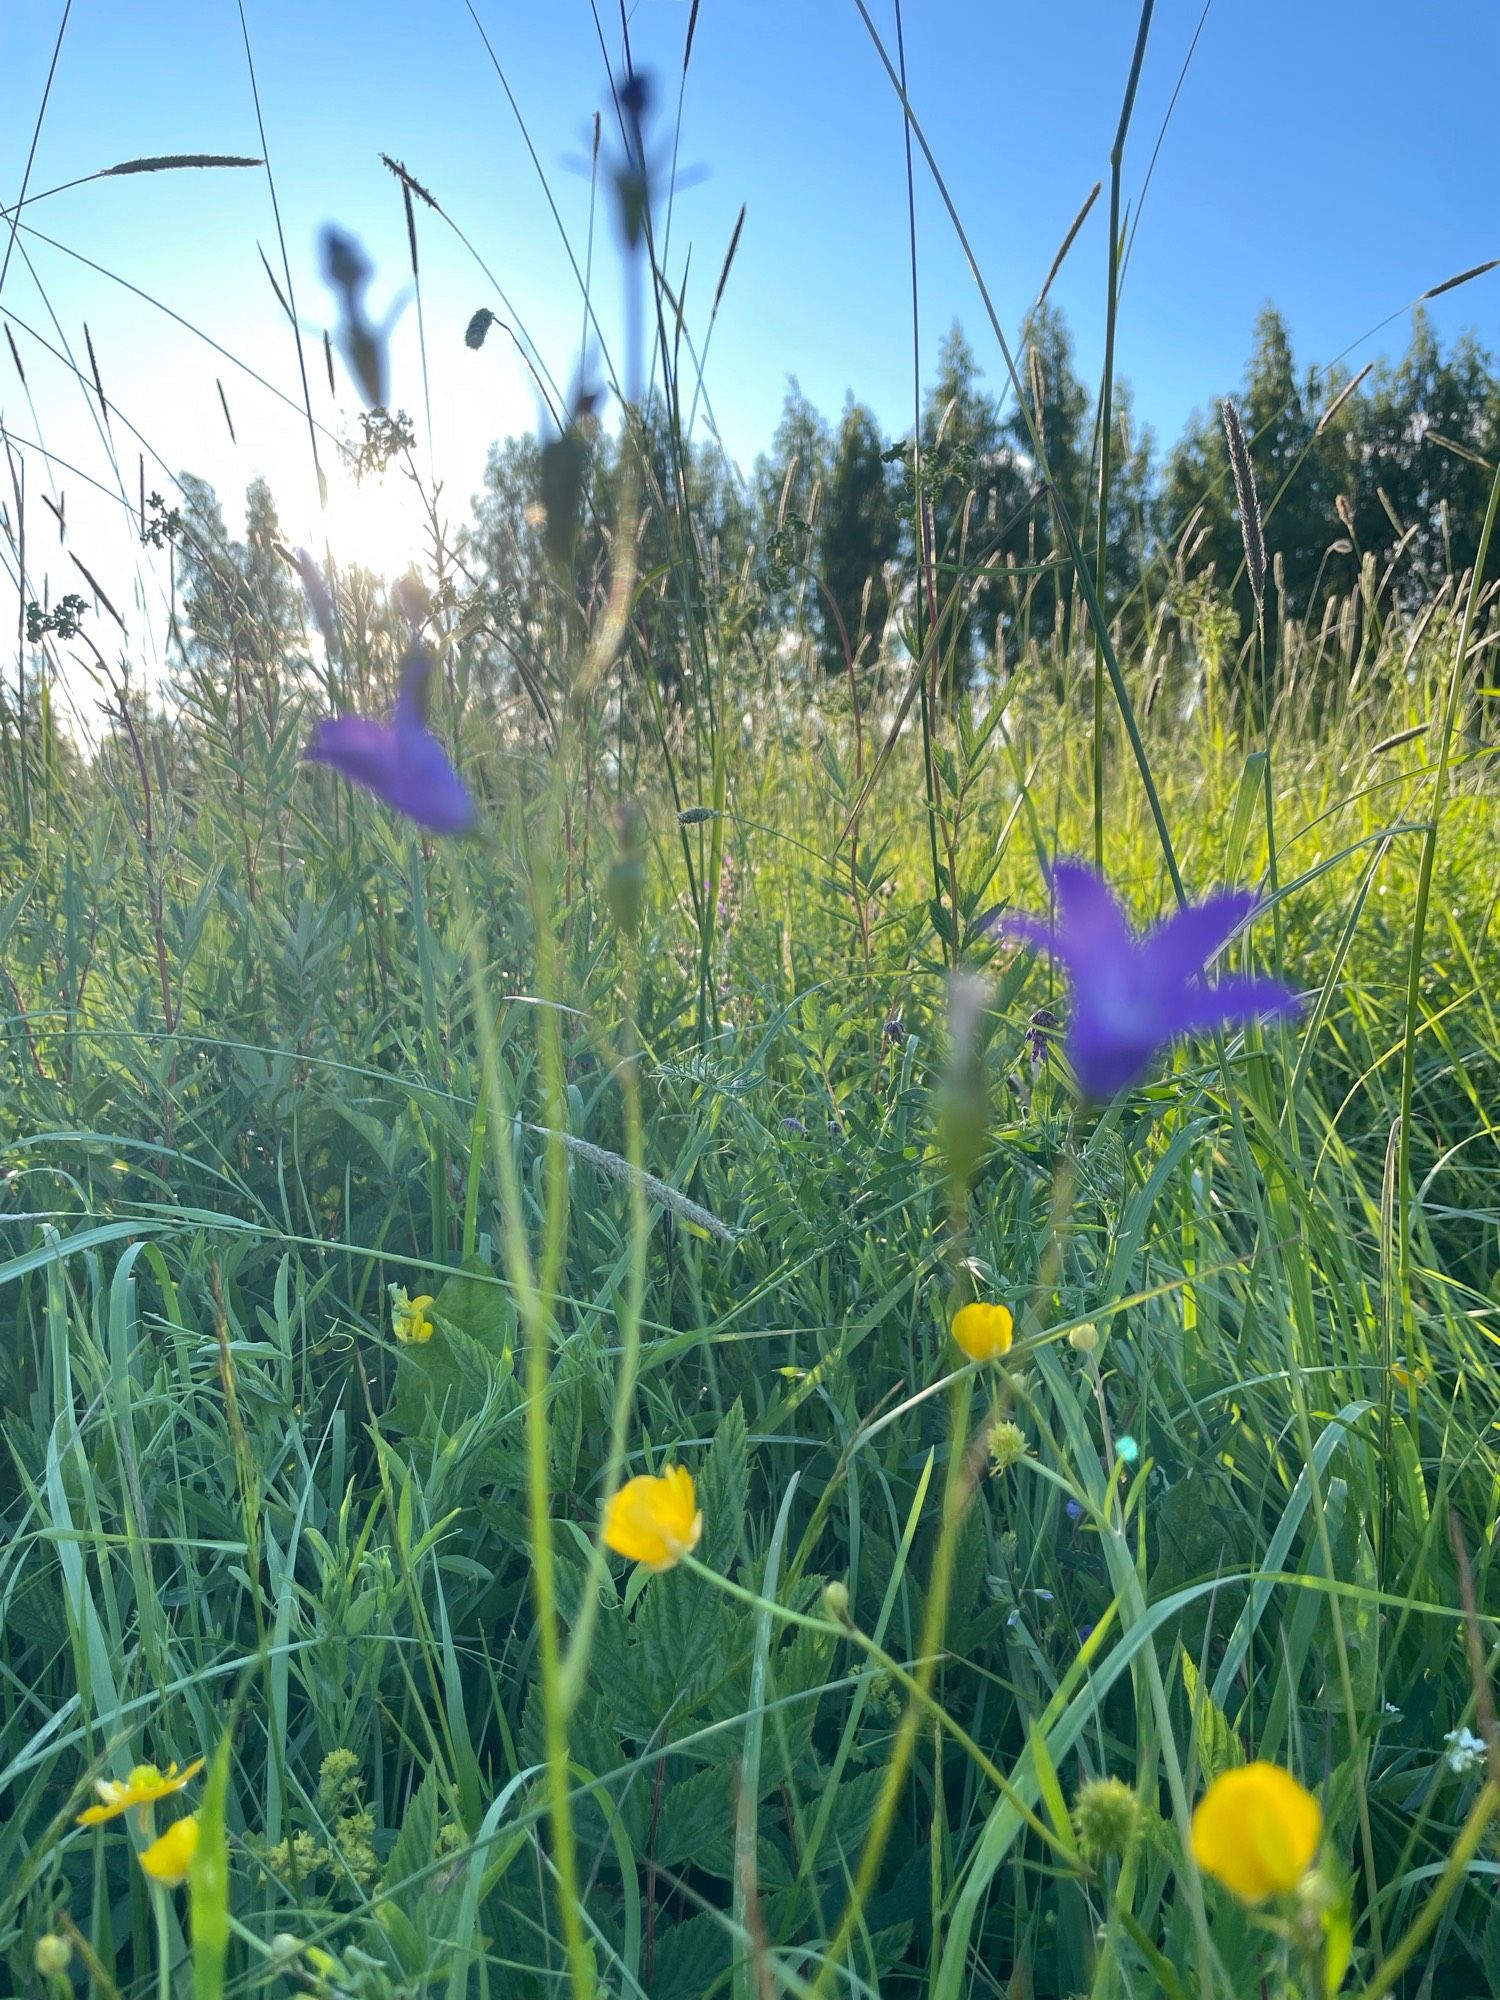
(999, 861, 1295, 1100)
(304, 649, 475, 835)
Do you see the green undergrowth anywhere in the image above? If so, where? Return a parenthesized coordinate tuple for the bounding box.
(2, 590, 1499, 2000)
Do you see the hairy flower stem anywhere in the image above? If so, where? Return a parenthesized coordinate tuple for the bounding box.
(560, 933, 648, 1712)
(451, 864, 593, 2000)
(807, 1373, 975, 2000)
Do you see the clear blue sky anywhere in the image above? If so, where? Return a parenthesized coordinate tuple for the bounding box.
(4, 0, 1497, 687)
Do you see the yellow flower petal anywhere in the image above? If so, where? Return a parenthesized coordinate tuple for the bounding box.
(392, 1287, 436, 1343)
(1191, 1762, 1322, 1902)
(139, 1815, 200, 1889)
(602, 1465, 703, 1572)
(950, 1302, 1014, 1364)
(76, 1758, 205, 1826)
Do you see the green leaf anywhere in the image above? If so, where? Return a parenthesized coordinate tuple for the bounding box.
(652, 1765, 733, 1869)
(432, 1253, 515, 1357)
(651, 1913, 732, 2000)
(384, 1766, 442, 1913)
(1182, 1652, 1243, 1785)
(697, 1400, 749, 1571)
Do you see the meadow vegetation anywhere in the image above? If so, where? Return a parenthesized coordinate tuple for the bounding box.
(3, 33, 1500, 2000)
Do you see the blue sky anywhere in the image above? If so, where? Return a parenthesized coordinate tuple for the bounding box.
(4, 0, 1497, 687)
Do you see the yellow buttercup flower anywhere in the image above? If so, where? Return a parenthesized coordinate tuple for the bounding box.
(391, 1287, 435, 1344)
(1392, 1361, 1428, 1391)
(77, 1759, 205, 1828)
(1191, 1762, 1322, 1902)
(602, 1466, 703, 1573)
(138, 1815, 200, 1888)
(950, 1301, 1014, 1364)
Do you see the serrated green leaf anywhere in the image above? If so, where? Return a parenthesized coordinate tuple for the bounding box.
(697, 1399, 749, 1570)
(1183, 1652, 1243, 1784)
(384, 1767, 442, 1915)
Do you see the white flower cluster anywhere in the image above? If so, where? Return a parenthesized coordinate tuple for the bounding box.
(1443, 1726, 1487, 1775)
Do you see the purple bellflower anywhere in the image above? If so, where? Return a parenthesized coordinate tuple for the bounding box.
(1000, 861, 1295, 1101)
(304, 649, 475, 836)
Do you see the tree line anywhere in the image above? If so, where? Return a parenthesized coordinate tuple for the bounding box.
(156, 299, 1499, 730)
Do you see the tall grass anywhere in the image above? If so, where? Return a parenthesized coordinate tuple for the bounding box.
(3, 28, 1500, 2000)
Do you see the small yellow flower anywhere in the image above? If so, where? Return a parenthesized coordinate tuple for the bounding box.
(391, 1287, 435, 1344)
(950, 1301, 1014, 1364)
(1392, 1361, 1428, 1392)
(602, 1466, 703, 1572)
(1191, 1762, 1322, 1902)
(77, 1759, 205, 1827)
(138, 1815, 200, 1888)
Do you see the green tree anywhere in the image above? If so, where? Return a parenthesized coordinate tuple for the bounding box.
(174, 474, 307, 689)
(918, 322, 1025, 684)
(1355, 309, 1500, 603)
(753, 379, 831, 649)
(815, 398, 901, 676)
(1000, 303, 1093, 648)
(1159, 305, 1358, 707)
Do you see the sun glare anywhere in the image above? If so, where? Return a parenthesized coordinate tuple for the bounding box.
(317, 465, 434, 583)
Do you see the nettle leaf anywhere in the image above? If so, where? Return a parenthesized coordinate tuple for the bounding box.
(637, 1570, 737, 1723)
(650, 1912, 733, 2000)
(714, 1622, 831, 1791)
(651, 1764, 732, 1869)
(815, 1766, 890, 1865)
(389, 1318, 512, 1436)
(386, 1255, 515, 1437)
(1182, 1653, 1243, 1785)
(697, 1398, 749, 1570)
(569, 1691, 651, 1853)
(432, 1253, 515, 1356)
(384, 1766, 443, 1912)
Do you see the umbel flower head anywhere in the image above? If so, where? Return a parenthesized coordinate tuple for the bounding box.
(602, 1465, 702, 1573)
(951, 1301, 1014, 1364)
(77, 1758, 204, 1828)
(1191, 1762, 1323, 1902)
(1000, 861, 1296, 1101)
(304, 648, 475, 835)
(138, 1814, 200, 1889)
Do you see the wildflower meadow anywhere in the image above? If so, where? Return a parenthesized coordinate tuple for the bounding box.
(3, 10, 1500, 1999)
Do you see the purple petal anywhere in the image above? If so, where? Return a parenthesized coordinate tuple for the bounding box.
(1049, 860, 1136, 966)
(384, 720, 476, 834)
(1002, 861, 1133, 975)
(1140, 889, 1258, 987)
(392, 648, 436, 732)
(1165, 974, 1299, 1038)
(304, 714, 401, 792)
(998, 911, 1062, 955)
(1065, 1014, 1163, 1100)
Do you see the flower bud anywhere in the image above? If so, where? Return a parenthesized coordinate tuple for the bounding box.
(1068, 1322, 1098, 1353)
(822, 1580, 851, 1623)
(607, 800, 648, 936)
(987, 1420, 1030, 1475)
(34, 1935, 72, 1979)
(1072, 1776, 1142, 1860)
